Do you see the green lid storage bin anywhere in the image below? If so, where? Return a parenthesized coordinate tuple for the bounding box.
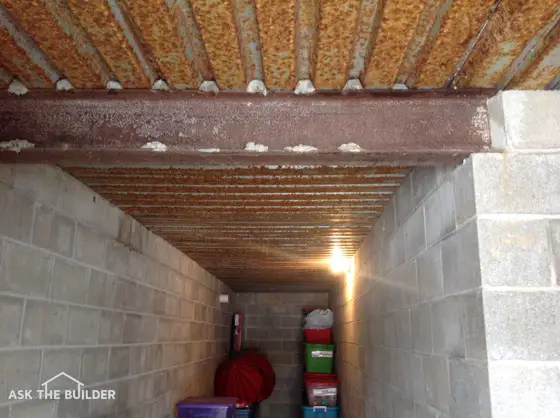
(305, 343, 334, 373)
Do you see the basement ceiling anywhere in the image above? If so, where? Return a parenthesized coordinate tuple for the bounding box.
(0, 0, 558, 92)
(65, 165, 409, 291)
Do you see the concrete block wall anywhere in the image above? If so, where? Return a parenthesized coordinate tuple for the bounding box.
(235, 293, 329, 418)
(331, 163, 490, 418)
(0, 165, 234, 418)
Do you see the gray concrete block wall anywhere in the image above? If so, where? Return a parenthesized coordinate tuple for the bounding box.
(236, 292, 329, 418)
(331, 162, 490, 418)
(0, 165, 234, 418)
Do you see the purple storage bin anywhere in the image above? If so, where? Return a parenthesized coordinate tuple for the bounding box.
(176, 397, 237, 418)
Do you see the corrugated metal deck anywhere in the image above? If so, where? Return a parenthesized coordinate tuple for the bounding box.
(66, 165, 409, 290)
(0, 0, 558, 92)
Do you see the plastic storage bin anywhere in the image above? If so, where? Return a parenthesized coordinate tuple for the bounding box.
(176, 397, 236, 418)
(301, 406, 340, 418)
(305, 343, 334, 373)
(235, 409, 254, 418)
(304, 328, 332, 344)
(305, 375, 338, 406)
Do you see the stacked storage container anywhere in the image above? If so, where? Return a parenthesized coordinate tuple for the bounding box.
(302, 309, 339, 418)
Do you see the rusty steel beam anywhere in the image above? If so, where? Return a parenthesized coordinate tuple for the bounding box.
(0, 90, 492, 165)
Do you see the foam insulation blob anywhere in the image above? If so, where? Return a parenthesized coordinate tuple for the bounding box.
(247, 80, 267, 96)
(295, 79, 315, 95)
(284, 144, 318, 153)
(141, 141, 168, 152)
(8, 79, 28, 96)
(338, 143, 364, 152)
(56, 79, 74, 91)
(244, 142, 268, 152)
(343, 79, 363, 92)
(152, 79, 170, 91)
(0, 139, 35, 153)
(198, 148, 221, 153)
(106, 80, 124, 90)
(199, 80, 219, 94)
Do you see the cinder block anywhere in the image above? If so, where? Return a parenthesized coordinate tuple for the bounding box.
(453, 159, 476, 226)
(551, 220, 560, 284)
(411, 303, 433, 354)
(11, 165, 62, 208)
(0, 165, 12, 185)
(135, 285, 154, 314)
(442, 220, 481, 295)
(431, 296, 465, 358)
(106, 240, 131, 277)
(98, 310, 124, 344)
(140, 315, 157, 343)
(449, 359, 491, 418)
(2, 242, 53, 297)
(114, 277, 137, 311)
(10, 400, 56, 418)
(56, 398, 89, 418)
(404, 206, 426, 261)
(423, 354, 450, 412)
(388, 228, 406, 271)
(417, 245, 443, 302)
(478, 219, 551, 286)
(0, 294, 23, 347)
(425, 179, 456, 246)
(109, 347, 130, 379)
(395, 309, 412, 350)
(376, 199, 396, 239)
(123, 313, 142, 343)
(412, 167, 438, 207)
(0, 183, 34, 243)
(484, 291, 560, 361)
(50, 258, 89, 304)
(488, 362, 560, 418)
(460, 290, 486, 360)
(128, 251, 147, 283)
(280, 316, 301, 329)
(410, 352, 426, 404)
(415, 404, 441, 418)
(392, 393, 415, 418)
(131, 345, 155, 375)
(22, 300, 67, 346)
(74, 223, 106, 267)
(32, 204, 75, 257)
(66, 306, 99, 345)
(87, 270, 117, 308)
(396, 175, 414, 226)
(473, 153, 560, 215)
(42, 349, 81, 390)
(0, 350, 41, 402)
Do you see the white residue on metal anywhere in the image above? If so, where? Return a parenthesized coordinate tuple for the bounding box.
(56, 79, 74, 91)
(199, 80, 219, 94)
(198, 148, 221, 153)
(338, 142, 364, 152)
(343, 79, 363, 92)
(152, 79, 170, 91)
(284, 144, 318, 153)
(8, 79, 28, 96)
(473, 104, 491, 144)
(294, 79, 315, 95)
(247, 80, 267, 96)
(141, 141, 168, 152)
(392, 83, 409, 91)
(244, 142, 268, 152)
(106, 80, 124, 90)
(0, 139, 35, 153)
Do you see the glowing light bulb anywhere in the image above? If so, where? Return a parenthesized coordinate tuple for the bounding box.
(329, 246, 350, 273)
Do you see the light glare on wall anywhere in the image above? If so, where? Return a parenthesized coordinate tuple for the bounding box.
(328, 247, 351, 273)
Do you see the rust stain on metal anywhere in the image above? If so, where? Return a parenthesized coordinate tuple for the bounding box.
(463, 0, 560, 88)
(364, 0, 426, 87)
(2, 0, 109, 87)
(295, 0, 319, 80)
(415, 0, 495, 87)
(172, 0, 213, 81)
(0, 28, 51, 87)
(256, 0, 296, 88)
(231, 0, 263, 82)
(396, 0, 451, 85)
(348, 0, 384, 79)
(67, 0, 150, 88)
(120, 0, 197, 88)
(508, 23, 560, 89)
(190, 0, 245, 88)
(314, 0, 360, 89)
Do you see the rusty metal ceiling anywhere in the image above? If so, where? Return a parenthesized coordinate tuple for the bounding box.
(0, 0, 558, 92)
(65, 165, 409, 291)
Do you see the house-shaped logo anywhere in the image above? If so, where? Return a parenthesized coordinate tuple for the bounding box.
(41, 372, 84, 392)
